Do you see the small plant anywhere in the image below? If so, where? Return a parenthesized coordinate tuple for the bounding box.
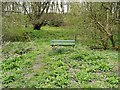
(76, 70, 95, 84)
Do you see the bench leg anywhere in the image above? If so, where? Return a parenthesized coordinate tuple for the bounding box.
(73, 45, 75, 48)
(52, 45, 56, 50)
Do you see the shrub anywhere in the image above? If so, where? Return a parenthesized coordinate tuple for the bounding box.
(2, 14, 29, 42)
(46, 13, 64, 27)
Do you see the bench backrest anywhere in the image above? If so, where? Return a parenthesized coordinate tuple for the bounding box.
(52, 40, 75, 43)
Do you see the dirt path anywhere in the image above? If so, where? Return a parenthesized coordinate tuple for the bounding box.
(68, 67, 80, 87)
(24, 53, 45, 80)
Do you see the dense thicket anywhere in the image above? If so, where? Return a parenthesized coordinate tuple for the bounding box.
(64, 2, 119, 49)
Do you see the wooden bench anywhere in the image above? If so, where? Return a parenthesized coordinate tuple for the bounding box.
(51, 40, 75, 47)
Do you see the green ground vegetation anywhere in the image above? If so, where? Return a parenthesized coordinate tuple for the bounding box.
(1, 26, 119, 88)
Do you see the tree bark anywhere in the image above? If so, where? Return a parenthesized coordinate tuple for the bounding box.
(33, 23, 42, 30)
(108, 34, 115, 47)
(106, 9, 115, 48)
(33, 20, 46, 30)
(33, 24, 41, 30)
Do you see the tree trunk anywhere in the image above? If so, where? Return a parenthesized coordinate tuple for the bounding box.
(108, 34, 115, 47)
(106, 9, 115, 48)
(33, 21, 44, 30)
(33, 24, 42, 30)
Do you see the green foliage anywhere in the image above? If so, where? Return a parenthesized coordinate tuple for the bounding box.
(2, 42, 36, 59)
(106, 76, 119, 85)
(76, 70, 95, 84)
(1, 26, 119, 88)
(2, 58, 22, 71)
(48, 48, 74, 56)
(71, 50, 104, 61)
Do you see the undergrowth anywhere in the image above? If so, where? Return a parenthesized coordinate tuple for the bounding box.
(1, 26, 119, 88)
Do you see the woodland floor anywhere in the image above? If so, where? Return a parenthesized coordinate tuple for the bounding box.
(1, 26, 119, 88)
